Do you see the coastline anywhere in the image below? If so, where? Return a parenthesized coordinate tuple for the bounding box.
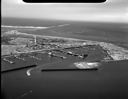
(2, 30, 128, 61)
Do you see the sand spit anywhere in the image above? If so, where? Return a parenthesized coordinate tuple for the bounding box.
(1, 25, 49, 29)
(1, 24, 70, 30)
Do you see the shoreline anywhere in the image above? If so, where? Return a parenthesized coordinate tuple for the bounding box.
(2, 30, 128, 61)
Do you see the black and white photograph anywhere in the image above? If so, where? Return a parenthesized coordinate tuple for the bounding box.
(1, 0, 128, 99)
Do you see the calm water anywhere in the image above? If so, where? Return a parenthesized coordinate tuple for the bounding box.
(2, 60, 128, 99)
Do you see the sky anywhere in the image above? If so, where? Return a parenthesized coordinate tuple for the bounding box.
(2, 0, 128, 23)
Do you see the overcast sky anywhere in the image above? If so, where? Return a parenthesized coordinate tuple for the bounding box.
(2, 0, 128, 23)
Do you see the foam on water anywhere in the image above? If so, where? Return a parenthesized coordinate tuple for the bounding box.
(74, 62, 101, 69)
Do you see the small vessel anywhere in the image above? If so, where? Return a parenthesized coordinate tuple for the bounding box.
(80, 54, 88, 59)
(48, 52, 66, 59)
(14, 55, 25, 61)
(28, 55, 41, 60)
(3, 58, 14, 64)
